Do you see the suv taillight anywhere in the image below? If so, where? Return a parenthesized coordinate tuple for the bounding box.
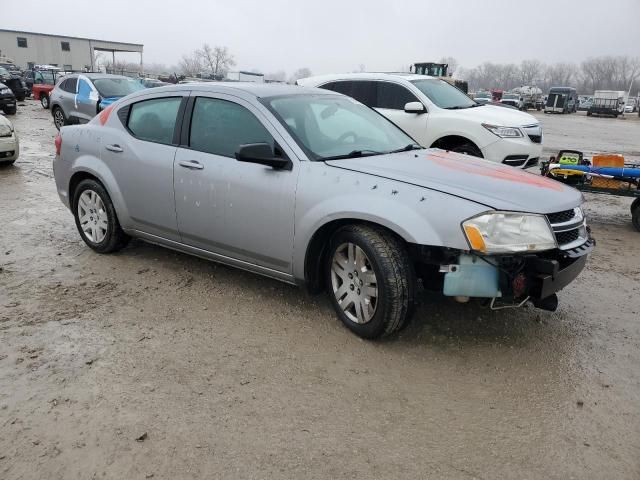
(55, 133, 62, 156)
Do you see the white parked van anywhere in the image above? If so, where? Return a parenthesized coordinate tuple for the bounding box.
(299, 73, 543, 168)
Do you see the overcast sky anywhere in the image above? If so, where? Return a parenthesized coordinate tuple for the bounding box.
(3, 0, 639, 74)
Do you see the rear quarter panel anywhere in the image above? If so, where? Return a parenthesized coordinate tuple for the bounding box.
(54, 124, 131, 228)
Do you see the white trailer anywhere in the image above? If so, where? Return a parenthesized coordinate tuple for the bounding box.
(588, 90, 627, 117)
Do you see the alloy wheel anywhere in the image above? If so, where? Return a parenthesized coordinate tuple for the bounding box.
(330, 242, 378, 324)
(53, 109, 64, 129)
(77, 190, 108, 243)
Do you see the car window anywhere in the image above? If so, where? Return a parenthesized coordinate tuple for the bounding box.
(410, 79, 476, 109)
(127, 97, 182, 145)
(266, 94, 416, 160)
(189, 97, 274, 158)
(92, 77, 144, 98)
(374, 82, 419, 110)
(321, 81, 377, 106)
(61, 77, 77, 93)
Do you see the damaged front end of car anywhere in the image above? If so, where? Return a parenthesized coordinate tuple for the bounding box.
(412, 207, 594, 311)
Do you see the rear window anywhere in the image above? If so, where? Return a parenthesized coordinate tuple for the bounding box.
(92, 77, 144, 98)
(321, 80, 418, 110)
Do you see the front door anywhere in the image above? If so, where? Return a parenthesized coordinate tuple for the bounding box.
(101, 94, 186, 240)
(75, 75, 100, 123)
(174, 94, 299, 273)
(373, 81, 428, 144)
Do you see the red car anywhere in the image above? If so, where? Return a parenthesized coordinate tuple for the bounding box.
(28, 70, 62, 109)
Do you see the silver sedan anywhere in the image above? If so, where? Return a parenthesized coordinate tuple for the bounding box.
(53, 83, 590, 338)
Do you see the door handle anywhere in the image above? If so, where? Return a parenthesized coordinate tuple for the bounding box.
(178, 160, 204, 170)
(105, 144, 123, 153)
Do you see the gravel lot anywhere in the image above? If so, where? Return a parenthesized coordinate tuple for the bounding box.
(1, 101, 639, 480)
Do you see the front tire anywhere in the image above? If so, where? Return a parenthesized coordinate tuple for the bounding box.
(40, 94, 50, 109)
(325, 225, 415, 339)
(72, 179, 129, 253)
(451, 142, 483, 158)
(3, 106, 16, 115)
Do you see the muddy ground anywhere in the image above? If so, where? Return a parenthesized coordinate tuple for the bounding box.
(1, 102, 639, 479)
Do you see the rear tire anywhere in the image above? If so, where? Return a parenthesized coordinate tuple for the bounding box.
(72, 179, 130, 253)
(40, 94, 50, 109)
(631, 199, 640, 232)
(52, 106, 66, 130)
(325, 225, 415, 339)
(3, 106, 16, 115)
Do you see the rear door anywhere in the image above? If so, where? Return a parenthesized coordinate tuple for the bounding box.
(102, 92, 188, 240)
(174, 93, 299, 273)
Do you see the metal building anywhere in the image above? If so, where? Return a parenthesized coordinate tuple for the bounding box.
(0, 29, 143, 72)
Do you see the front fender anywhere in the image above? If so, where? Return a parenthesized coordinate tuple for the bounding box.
(291, 164, 485, 282)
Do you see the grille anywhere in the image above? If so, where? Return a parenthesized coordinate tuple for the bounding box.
(546, 209, 576, 224)
(555, 229, 580, 245)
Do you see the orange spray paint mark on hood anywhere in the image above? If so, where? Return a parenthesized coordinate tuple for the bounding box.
(428, 150, 564, 191)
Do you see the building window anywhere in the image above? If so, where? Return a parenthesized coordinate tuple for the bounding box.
(17, 37, 28, 48)
(61, 41, 70, 51)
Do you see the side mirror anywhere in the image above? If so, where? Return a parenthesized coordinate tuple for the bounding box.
(404, 102, 426, 114)
(236, 143, 292, 170)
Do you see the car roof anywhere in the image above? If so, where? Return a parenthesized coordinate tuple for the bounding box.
(298, 72, 435, 86)
(121, 82, 335, 101)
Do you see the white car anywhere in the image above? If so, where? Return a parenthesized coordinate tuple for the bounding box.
(0, 114, 19, 165)
(299, 73, 543, 168)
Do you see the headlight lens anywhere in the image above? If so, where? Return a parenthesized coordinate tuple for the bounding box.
(0, 88, 11, 95)
(462, 212, 557, 253)
(482, 123, 523, 138)
(0, 124, 12, 137)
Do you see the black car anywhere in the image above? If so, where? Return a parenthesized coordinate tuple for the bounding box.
(0, 82, 17, 115)
(0, 66, 28, 101)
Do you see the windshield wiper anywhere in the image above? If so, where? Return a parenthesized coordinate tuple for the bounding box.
(444, 105, 476, 110)
(322, 150, 384, 161)
(387, 143, 423, 154)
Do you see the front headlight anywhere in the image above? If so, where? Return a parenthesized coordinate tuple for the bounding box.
(482, 123, 523, 138)
(0, 124, 12, 137)
(0, 88, 10, 95)
(462, 212, 557, 254)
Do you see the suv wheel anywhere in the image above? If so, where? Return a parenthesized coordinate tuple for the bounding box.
(325, 225, 415, 339)
(40, 94, 50, 109)
(451, 143, 483, 157)
(73, 179, 130, 253)
(53, 106, 66, 130)
(631, 198, 640, 232)
(3, 106, 16, 115)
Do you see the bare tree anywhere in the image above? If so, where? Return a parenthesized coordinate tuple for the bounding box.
(289, 67, 312, 84)
(179, 53, 203, 77)
(519, 59, 543, 85)
(196, 44, 236, 79)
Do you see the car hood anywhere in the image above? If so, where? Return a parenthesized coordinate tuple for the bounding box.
(0, 113, 11, 127)
(453, 104, 537, 126)
(325, 149, 582, 213)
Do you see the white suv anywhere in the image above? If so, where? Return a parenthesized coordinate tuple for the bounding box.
(299, 73, 543, 168)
